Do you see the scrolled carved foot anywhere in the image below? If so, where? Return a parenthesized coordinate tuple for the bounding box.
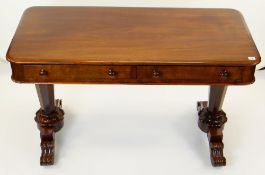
(35, 99, 64, 166)
(208, 128, 226, 166)
(197, 101, 227, 167)
(40, 131, 55, 165)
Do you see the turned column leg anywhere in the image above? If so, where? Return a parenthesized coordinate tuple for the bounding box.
(34, 84, 64, 165)
(197, 85, 228, 166)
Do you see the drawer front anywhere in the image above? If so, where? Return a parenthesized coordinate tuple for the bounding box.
(138, 66, 244, 84)
(11, 63, 254, 84)
(20, 65, 136, 83)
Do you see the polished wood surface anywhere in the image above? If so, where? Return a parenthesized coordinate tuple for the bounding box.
(35, 84, 55, 113)
(10, 64, 255, 84)
(6, 7, 261, 166)
(197, 85, 228, 166)
(7, 7, 260, 66)
(35, 84, 64, 165)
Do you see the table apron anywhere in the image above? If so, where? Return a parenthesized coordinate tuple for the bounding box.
(10, 63, 256, 85)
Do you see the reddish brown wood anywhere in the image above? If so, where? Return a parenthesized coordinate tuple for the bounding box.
(10, 64, 255, 85)
(197, 85, 227, 166)
(208, 85, 227, 112)
(137, 66, 249, 84)
(6, 7, 260, 66)
(35, 84, 64, 165)
(6, 7, 261, 167)
(7, 7, 259, 85)
(35, 84, 55, 113)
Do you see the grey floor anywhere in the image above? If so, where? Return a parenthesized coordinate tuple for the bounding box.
(1, 62, 265, 174)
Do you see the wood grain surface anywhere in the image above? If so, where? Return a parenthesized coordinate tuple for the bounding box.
(6, 7, 260, 66)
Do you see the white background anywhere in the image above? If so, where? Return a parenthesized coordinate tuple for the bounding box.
(0, 1, 265, 175)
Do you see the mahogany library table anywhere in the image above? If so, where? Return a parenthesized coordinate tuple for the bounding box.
(6, 7, 260, 166)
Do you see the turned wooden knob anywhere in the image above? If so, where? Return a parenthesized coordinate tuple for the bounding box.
(153, 70, 160, 78)
(219, 70, 230, 78)
(39, 69, 48, 76)
(108, 69, 116, 76)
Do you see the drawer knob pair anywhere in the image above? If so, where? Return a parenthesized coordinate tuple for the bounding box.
(108, 69, 116, 77)
(219, 70, 230, 79)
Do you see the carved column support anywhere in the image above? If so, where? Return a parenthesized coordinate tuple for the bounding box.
(197, 85, 228, 167)
(35, 84, 64, 165)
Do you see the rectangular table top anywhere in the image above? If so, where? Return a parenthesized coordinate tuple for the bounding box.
(6, 7, 260, 66)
